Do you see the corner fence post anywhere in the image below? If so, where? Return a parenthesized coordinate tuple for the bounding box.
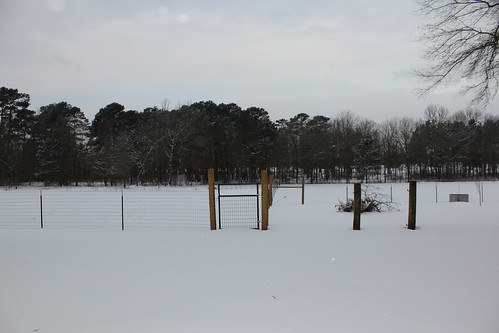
(408, 181, 417, 230)
(353, 183, 361, 230)
(261, 170, 269, 230)
(208, 169, 217, 230)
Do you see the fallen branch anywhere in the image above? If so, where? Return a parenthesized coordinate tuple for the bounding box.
(335, 185, 397, 213)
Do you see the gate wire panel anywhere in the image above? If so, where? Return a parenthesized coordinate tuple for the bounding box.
(217, 184, 260, 229)
(0, 186, 210, 230)
(218, 195, 259, 229)
(0, 189, 40, 228)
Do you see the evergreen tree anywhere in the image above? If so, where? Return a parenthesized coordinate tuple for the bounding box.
(90, 103, 138, 185)
(36, 102, 89, 185)
(0, 87, 35, 184)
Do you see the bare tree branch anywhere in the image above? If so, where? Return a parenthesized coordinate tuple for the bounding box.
(414, 0, 499, 107)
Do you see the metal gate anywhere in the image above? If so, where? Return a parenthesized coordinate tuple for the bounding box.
(217, 184, 260, 229)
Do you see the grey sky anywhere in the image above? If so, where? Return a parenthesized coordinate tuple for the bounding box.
(1, 0, 498, 121)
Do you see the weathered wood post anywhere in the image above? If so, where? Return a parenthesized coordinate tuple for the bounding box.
(353, 183, 361, 230)
(208, 169, 217, 230)
(261, 169, 269, 230)
(408, 181, 417, 230)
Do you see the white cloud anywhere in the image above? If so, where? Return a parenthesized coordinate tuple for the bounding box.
(178, 13, 190, 24)
(158, 6, 169, 17)
(46, 0, 66, 12)
(367, 7, 379, 17)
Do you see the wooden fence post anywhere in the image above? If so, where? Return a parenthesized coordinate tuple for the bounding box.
(301, 176, 305, 205)
(408, 181, 417, 230)
(208, 169, 217, 230)
(353, 183, 361, 230)
(261, 169, 269, 230)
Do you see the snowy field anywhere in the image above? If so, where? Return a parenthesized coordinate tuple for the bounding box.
(1, 182, 498, 332)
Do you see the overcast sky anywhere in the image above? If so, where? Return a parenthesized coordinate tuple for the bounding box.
(1, 0, 498, 122)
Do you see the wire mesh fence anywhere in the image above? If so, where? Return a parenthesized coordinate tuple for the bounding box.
(218, 195, 260, 229)
(124, 189, 209, 229)
(0, 187, 210, 230)
(0, 180, 271, 231)
(0, 190, 40, 228)
(42, 189, 122, 229)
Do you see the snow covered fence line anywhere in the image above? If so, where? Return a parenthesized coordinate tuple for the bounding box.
(0, 186, 210, 230)
(272, 176, 305, 205)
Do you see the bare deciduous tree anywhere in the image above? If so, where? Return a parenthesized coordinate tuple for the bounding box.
(415, 0, 499, 106)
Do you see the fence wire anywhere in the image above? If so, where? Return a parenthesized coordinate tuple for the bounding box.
(124, 189, 209, 229)
(0, 190, 40, 228)
(42, 189, 122, 229)
(0, 187, 210, 230)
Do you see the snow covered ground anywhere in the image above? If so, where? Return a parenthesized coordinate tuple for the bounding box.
(1, 182, 498, 333)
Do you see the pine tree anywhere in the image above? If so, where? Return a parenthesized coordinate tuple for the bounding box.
(36, 102, 89, 185)
(0, 87, 35, 184)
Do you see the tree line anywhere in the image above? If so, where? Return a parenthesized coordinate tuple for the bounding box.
(1, 86, 499, 186)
